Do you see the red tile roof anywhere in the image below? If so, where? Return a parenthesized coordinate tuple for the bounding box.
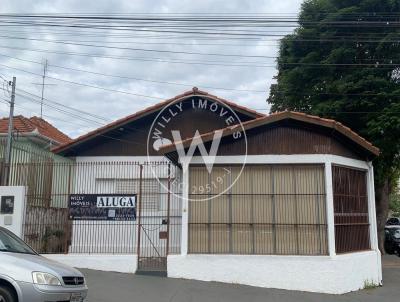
(53, 87, 265, 154)
(159, 111, 380, 157)
(0, 115, 72, 145)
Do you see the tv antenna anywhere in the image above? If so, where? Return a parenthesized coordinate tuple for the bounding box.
(31, 59, 57, 118)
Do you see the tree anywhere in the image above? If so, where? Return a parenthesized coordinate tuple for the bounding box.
(268, 0, 400, 252)
(390, 192, 400, 217)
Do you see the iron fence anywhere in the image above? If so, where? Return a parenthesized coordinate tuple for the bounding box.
(2, 160, 370, 258)
(188, 164, 329, 255)
(332, 165, 370, 253)
(2, 161, 182, 256)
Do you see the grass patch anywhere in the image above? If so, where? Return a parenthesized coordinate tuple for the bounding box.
(363, 280, 379, 290)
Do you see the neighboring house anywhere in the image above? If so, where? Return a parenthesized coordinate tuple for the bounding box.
(0, 115, 72, 164)
(0, 115, 73, 225)
(45, 88, 382, 294)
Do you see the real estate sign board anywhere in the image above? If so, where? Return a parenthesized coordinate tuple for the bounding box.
(68, 194, 136, 221)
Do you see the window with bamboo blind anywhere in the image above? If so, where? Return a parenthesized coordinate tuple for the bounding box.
(188, 165, 328, 255)
(332, 166, 370, 253)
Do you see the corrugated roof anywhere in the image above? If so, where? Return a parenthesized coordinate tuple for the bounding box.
(0, 115, 72, 145)
(159, 111, 380, 157)
(52, 87, 265, 154)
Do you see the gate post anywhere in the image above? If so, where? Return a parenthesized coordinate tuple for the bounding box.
(181, 163, 189, 255)
(165, 164, 171, 256)
(324, 161, 336, 257)
(136, 164, 143, 260)
(0, 186, 26, 238)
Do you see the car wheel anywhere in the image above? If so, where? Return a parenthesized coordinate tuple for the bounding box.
(0, 286, 16, 302)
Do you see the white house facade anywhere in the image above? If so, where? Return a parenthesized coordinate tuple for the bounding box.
(6, 88, 381, 294)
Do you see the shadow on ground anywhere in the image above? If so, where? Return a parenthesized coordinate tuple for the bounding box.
(82, 255, 400, 302)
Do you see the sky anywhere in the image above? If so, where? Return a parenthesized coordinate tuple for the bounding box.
(0, 0, 302, 138)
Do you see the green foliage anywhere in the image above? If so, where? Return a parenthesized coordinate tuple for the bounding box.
(41, 226, 65, 253)
(389, 191, 400, 217)
(268, 0, 400, 186)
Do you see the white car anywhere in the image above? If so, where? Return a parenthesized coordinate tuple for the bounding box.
(0, 226, 88, 302)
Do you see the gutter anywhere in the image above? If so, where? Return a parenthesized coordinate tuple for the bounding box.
(0, 131, 62, 148)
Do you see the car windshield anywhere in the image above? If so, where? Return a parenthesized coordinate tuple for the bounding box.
(0, 228, 36, 255)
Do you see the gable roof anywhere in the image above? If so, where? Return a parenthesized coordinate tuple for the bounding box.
(53, 87, 265, 154)
(0, 115, 72, 145)
(159, 111, 380, 157)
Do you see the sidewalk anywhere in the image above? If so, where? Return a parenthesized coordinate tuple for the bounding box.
(82, 255, 400, 302)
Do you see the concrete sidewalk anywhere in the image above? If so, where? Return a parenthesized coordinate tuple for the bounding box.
(82, 255, 400, 302)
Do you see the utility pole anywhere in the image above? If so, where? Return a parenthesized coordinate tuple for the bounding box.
(3, 76, 16, 185)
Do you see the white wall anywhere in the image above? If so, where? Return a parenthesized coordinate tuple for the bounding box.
(62, 155, 381, 294)
(44, 254, 137, 273)
(0, 186, 26, 238)
(168, 251, 382, 294)
(176, 154, 381, 294)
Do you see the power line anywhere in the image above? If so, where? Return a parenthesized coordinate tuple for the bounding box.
(1, 44, 399, 69)
(13, 91, 106, 126)
(1, 14, 399, 24)
(15, 88, 109, 122)
(1, 16, 399, 37)
(0, 14, 398, 44)
(1, 22, 399, 36)
(0, 62, 166, 100)
(8, 92, 156, 146)
(0, 97, 101, 128)
(0, 53, 268, 93)
(2, 30, 398, 44)
(0, 97, 149, 147)
(0, 45, 277, 68)
(12, 88, 168, 137)
(1, 60, 399, 105)
(2, 85, 110, 126)
(0, 25, 396, 42)
(0, 35, 278, 59)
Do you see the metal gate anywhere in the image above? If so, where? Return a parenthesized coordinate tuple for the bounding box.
(136, 163, 182, 274)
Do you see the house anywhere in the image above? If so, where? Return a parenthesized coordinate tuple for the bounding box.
(0, 115, 72, 163)
(0, 115, 73, 251)
(0, 115, 72, 197)
(34, 88, 380, 293)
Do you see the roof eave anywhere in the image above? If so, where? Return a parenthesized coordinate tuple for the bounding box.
(53, 88, 264, 155)
(159, 111, 380, 158)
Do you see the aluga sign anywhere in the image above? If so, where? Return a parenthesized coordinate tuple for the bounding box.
(68, 194, 137, 221)
(96, 196, 136, 207)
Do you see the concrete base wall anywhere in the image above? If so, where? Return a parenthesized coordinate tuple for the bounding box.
(43, 250, 382, 294)
(168, 251, 382, 294)
(44, 254, 137, 274)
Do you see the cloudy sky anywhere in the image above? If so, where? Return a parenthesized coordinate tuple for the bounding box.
(0, 0, 302, 138)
